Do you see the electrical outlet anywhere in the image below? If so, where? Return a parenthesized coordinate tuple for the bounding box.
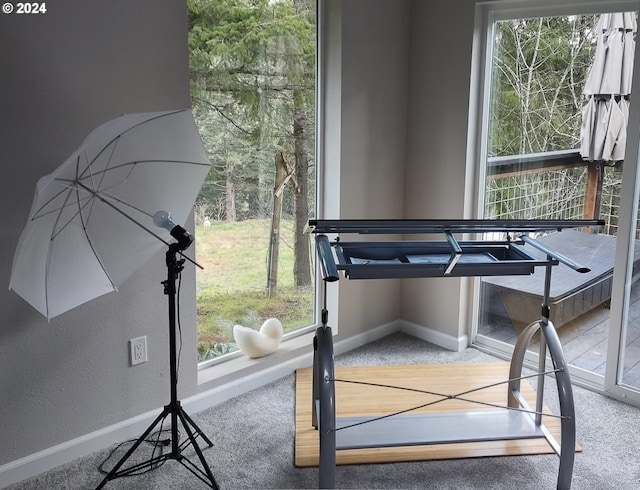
(130, 336, 147, 366)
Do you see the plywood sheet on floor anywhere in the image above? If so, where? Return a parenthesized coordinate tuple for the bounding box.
(295, 362, 580, 467)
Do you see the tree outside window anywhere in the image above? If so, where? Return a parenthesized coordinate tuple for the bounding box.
(187, 0, 317, 363)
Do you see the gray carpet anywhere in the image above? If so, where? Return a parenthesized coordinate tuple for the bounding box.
(7, 332, 640, 489)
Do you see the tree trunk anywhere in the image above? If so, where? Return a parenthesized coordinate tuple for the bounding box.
(293, 91, 312, 286)
(267, 151, 287, 294)
(225, 160, 236, 222)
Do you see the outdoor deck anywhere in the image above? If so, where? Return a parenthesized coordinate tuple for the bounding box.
(476, 227, 640, 389)
(481, 284, 640, 388)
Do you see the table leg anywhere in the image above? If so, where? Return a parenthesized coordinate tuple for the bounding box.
(314, 325, 336, 489)
(508, 320, 575, 490)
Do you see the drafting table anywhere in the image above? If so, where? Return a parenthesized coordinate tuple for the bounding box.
(308, 219, 604, 490)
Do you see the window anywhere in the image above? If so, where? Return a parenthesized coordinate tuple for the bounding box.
(470, 0, 639, 385)
(187, 0, 318, 365)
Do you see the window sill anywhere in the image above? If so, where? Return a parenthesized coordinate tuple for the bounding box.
(197, 330, 316, 388)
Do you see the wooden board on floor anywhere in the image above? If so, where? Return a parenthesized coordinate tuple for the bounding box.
(295, 362, 580, 467)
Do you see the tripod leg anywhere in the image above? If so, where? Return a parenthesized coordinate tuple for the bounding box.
(95, 407, 170, 490)
(179, 406, 214, 447)
(176, 409, 219, 489)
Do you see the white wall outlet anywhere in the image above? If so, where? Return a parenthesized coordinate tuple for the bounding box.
(130, 336, 147, 366)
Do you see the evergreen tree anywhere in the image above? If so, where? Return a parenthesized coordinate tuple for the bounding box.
(188, 0, 315, 285)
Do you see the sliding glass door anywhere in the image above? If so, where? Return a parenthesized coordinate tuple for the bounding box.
(471, 0, 640, 405)
(605, 171, 640, 397)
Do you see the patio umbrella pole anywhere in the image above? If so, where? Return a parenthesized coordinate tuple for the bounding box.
(96, 241, 219, 490)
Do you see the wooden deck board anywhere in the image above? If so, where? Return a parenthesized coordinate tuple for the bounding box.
(557, 318, 609, 361)
(480, 291, 640, 389)
(570, 337, 608, 374)
(623, 336, 640, 382)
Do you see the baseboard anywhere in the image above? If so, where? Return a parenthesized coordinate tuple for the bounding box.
(333, 320, 401, 356)
(0, 320, 405, 488)
(399, 320, 468, 352)
(0, 407, 166, 489)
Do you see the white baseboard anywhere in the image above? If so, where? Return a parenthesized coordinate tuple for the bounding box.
(399, 320, 468, 352)
(0, 319, 461, 488)
(0, 408, 166, 489)
(333, 320, 401, 356)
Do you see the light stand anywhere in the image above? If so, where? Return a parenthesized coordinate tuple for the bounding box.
(96, 221, 218, 489)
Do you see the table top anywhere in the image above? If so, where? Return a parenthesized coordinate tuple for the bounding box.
(309, 219, 604, 235)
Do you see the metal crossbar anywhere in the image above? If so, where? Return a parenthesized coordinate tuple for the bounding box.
(331, 368, 567, 434)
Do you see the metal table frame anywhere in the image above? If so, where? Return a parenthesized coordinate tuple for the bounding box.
(308, 219, 603, 490)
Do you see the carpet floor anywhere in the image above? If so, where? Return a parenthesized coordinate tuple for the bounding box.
(5, 332, 640, 489)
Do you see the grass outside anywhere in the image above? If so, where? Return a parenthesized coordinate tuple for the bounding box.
(195, 219, 314, 361)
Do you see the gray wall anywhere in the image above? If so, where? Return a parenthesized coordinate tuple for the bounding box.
(332, 0, 410, 340)
(327, 0, 480, 345)
(0, 0, 478, 477)
(402, 0, 477, 339)
(0, 0, 197, 467)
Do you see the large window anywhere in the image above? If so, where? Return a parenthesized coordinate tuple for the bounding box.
(187, 0, 317, 365)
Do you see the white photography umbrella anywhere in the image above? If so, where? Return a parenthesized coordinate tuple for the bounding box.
(9, 109, 211, 319)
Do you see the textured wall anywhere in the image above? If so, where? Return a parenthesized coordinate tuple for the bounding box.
(0, 0, 195, 465)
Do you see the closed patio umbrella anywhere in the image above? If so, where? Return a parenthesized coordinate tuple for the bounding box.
(580, 12, 637, 163)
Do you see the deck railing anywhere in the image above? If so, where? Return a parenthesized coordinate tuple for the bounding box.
(486, 150, 623, 236)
